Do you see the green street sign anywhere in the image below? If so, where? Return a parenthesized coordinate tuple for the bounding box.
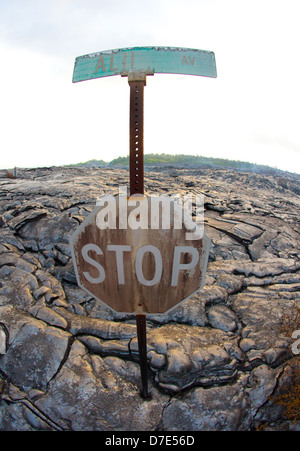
(72, 46, 217, 82)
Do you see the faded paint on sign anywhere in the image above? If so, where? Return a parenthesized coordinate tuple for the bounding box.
(73, 46, 217, 82)
(70, 196, 211, 314)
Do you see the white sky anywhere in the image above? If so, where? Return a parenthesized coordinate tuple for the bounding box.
(0, 0, 299, 173)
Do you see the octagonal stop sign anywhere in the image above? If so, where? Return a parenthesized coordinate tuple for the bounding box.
(70, 195, 211, 314)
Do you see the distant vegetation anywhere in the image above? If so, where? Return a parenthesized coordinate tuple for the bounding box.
(67, 153, 280, 174)
(109, 153, 275, 172)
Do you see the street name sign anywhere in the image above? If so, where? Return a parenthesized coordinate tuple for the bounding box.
(70, 196, 211, 314)
(72, 46, 217, 83)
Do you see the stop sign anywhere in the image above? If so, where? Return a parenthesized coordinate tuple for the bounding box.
(70, 195, 211, 314)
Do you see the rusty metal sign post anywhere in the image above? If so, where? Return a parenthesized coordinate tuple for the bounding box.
(72, 46, 217, 398)
(128, 72, 150, 397)
(128, 72, 148, 197)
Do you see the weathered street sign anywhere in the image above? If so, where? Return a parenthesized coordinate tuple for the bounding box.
(70, 196, 211, 314)
(71, 45, 216, 397)
(72, 46, 217, 83)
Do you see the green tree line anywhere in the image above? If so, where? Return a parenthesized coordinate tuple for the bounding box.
(66, 153, 278, 173)
(68, 153, 275, 173)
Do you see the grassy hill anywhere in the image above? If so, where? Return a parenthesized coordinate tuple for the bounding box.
(67, 153, 281, 174)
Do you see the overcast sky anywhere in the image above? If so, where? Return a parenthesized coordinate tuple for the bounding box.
(0, 0, 299, 173)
